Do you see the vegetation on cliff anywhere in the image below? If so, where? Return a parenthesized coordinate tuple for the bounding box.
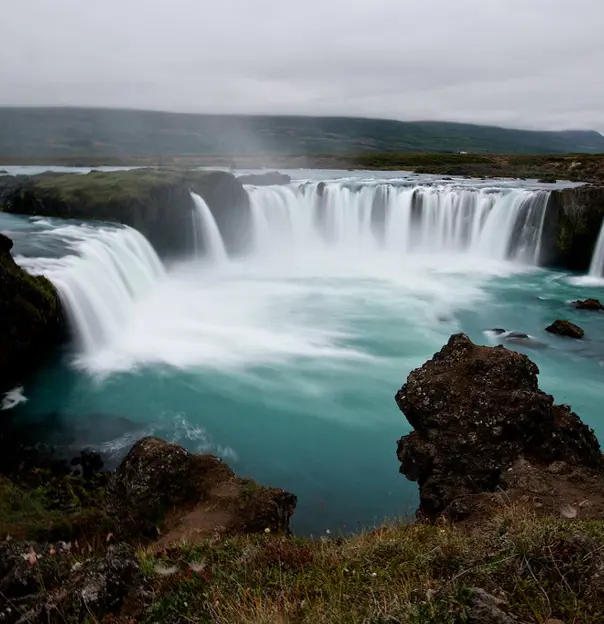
(0, 168, 252, 258)
(0, 233, 63, 392)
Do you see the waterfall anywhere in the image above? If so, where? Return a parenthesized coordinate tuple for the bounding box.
(18, 225, 165, 355)
(588, 218, 604, 277)
(190, 192, 228, 262)
(245, 182, 551, 264)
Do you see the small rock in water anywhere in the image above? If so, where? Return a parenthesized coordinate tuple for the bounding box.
(545, 319, 584, 339)
(490, 328, 506, 335)
(572, 298, 604, 311)
(506, 331, 529, 340)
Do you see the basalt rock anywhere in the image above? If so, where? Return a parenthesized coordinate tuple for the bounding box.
(545, 319, 584, 339)
(106, 437, 296, 542)
(543, 185, 604, 271)
(572, 298, 604, 311)
(0, 233, 64, 393)
(395, 333, 602, 518)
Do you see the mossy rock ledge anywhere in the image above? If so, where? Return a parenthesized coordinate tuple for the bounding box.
(0, 233, 64, 393)
(0, 168, 252, 258)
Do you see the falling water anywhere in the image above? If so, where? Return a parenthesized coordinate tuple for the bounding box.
(246, 182, 551, 264)
(190, 192, 228, 262)
(17, 225, 165, 355)
(588, 218, 604, 277)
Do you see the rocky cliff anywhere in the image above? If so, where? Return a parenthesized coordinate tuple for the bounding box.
(0, 169, 252, 259)
(542, 185, 604, 270)
(0, 233, 63, 393)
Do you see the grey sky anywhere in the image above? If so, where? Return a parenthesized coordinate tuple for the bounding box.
(2, 0, 604, 130)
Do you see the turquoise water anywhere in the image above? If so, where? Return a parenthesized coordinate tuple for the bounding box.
(2, 173, 604, 536)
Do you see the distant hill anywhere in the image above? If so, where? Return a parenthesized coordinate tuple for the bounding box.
(0, 107, 603, 157)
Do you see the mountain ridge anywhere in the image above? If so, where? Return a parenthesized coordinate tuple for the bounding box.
(1, 107, 603, 157)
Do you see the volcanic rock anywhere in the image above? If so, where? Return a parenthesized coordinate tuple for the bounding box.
(106, 437, 296, 542)
(545, 319, 584, 339)
(572, 298, 604, 311)
(395, 333, 602, 518)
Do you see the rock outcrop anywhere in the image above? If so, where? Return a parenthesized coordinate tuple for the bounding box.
(396, 334, 602, 519)
(0, 168, 252, 259)
(106, 437, 296, 542)
(0, 233, 63, 393)
(543, 185, 604, 270)
(545, 319, 584, 339)
(572, 298, 604, 311)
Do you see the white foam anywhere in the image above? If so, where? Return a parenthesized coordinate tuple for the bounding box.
(1, 386, 28, 411)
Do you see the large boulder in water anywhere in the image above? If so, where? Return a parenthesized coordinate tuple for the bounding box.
(395, 334, 602, 518)
(0, 233, 64, 393)
(106, 437, 296, 542)
(545, 319, 584, 339)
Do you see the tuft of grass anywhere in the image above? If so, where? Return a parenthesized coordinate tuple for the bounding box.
(138, 505, 604, 623)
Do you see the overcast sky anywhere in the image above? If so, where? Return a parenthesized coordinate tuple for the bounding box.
(2, 0, 603, 131)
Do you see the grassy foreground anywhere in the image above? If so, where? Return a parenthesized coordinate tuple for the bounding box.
(138, 505, 604, 623)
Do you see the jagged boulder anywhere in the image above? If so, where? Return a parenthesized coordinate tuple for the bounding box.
(106, 437, 296, 541)
(572, 298, 604, 311)
(0, 233, 64, 392)
(546, 319, 584, 339)
(396, 334, 602, 518)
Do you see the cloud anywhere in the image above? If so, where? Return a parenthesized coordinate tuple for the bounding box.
(1, 0, 603, 130)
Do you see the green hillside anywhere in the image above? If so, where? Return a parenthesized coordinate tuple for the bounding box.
(1, 107, 603, 157)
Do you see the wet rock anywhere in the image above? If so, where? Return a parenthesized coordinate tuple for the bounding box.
(506, 331, 529, 339)
(572, 298, 604, 311)
(545, 319, 584, 339)
(490, 328, 506, 335)
(395, 333, 602, 518)
(237, 171, 291, 186)
(106, 437, 296, 541)
(0, 232, 64, 393)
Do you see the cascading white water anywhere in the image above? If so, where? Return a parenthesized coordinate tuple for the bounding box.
(17, 225, 166, 356)
(588, 218, 604, 277)
(247, 182, 550, 264)
(190, 192, 228, 262)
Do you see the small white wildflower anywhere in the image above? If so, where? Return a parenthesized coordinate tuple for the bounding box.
(154, 564, 179, 577)
(325, 529, 331, 535)
(188, 561, 206, 573)
(184, 602, 188, 608)
(371, 572, 377, 578)
(264, 527, 271, 534)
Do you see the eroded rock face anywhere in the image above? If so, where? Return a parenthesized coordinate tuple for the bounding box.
(395, 334, 602, 518)
(545, 319, 584, 339)
(106, 437, 296, 541)
(0, 233, 64, 392)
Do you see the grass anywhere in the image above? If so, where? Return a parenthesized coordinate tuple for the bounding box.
(0, 475, 112, 542)
(138, 505, 604, 623)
